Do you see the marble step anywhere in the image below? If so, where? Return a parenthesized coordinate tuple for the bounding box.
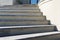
(21, 32, 60, 40)
(0, 16, 46, 20)
(0, 25, 57, 37)
(0, 9, 40, 13)
(0, 12, 43, 16)
(0, 20, 50, 26)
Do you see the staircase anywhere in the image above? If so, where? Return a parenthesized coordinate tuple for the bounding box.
(0, 4, 58, 37)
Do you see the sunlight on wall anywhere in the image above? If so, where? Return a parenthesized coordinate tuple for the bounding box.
(38, 0, 60, 30)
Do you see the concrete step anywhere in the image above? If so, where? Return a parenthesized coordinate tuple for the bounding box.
(0, 9, 40, 13)
(0, 25, 57, 37)
(0, 7, 39, 10)
(0, 16, 46, 20)
(21, 32, 60, 40)
(0, 20, 50, 26)
(0, 12, 43, 16)
(0, 4, 38, 8)
(0, 5, 39, 10)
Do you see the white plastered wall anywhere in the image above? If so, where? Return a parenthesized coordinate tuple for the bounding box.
(0, 0, 13, 6)
(38, 0, 60, 30)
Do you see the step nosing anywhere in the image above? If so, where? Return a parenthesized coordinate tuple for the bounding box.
(0, 15, 45, 17)
(0, 25, 56, 29)
(20, 31, 60, 40)
(0, 20, 49, 21)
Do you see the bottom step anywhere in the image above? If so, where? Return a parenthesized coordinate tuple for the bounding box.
(21, 32, 60, 40)
(0, 25, 57, 37)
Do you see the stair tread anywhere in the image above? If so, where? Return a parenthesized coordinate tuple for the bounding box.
(0, 25, 56, 28)
(0, 18, 48, 20)
(0, 5, 38, 8)
(0, 15, 46, 18)
(0, 7, 39, 10)
(0, 20, 50, 22)
(0, 15, 45, 17)
(19, 31, 60, 40)
(0, 12, 43, 16)
(0, 20, 50, 26)
(0, 14, 42, 16)
(0, 19, 47, 21)
(0, 21, 50, 26)
(0, 10, 40, 12)
(0, 31, 59, 39)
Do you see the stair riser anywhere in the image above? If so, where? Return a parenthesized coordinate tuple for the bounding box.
(0, 16, 46, 20)
(0, 10, 40, 12)
(0, 26, 56, 36)
(0, 5, 38, 7)
(22, 34, 60, 40)
(0, 13, 43, 16)
(0, 7, 39, 10)
(0, 21, 50, 26)
(0, 6, 39, 8)
(0, 11, 40, 13)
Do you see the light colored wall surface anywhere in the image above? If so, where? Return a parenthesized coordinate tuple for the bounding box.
(0, 0, 13, 6)
(38, 0, 60, 30)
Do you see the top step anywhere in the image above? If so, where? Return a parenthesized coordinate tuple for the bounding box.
(0, 4, 38, 8)
(0, 7, 39, 10)
(0, 5, 39, 10)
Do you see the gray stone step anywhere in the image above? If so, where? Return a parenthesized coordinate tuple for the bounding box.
(0, 12, 43, 16)
(21, 32, 60, 40)
(0, 10, 40, 13)
(0, 7, 39, 10)
(0, 20, 50, 26)
(0, 25, 57, 36)
(0, 9, 40, 13)
(0, 5, 39, 10)
(0, 16, 46, 20)
(0, 4, 38, 8)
